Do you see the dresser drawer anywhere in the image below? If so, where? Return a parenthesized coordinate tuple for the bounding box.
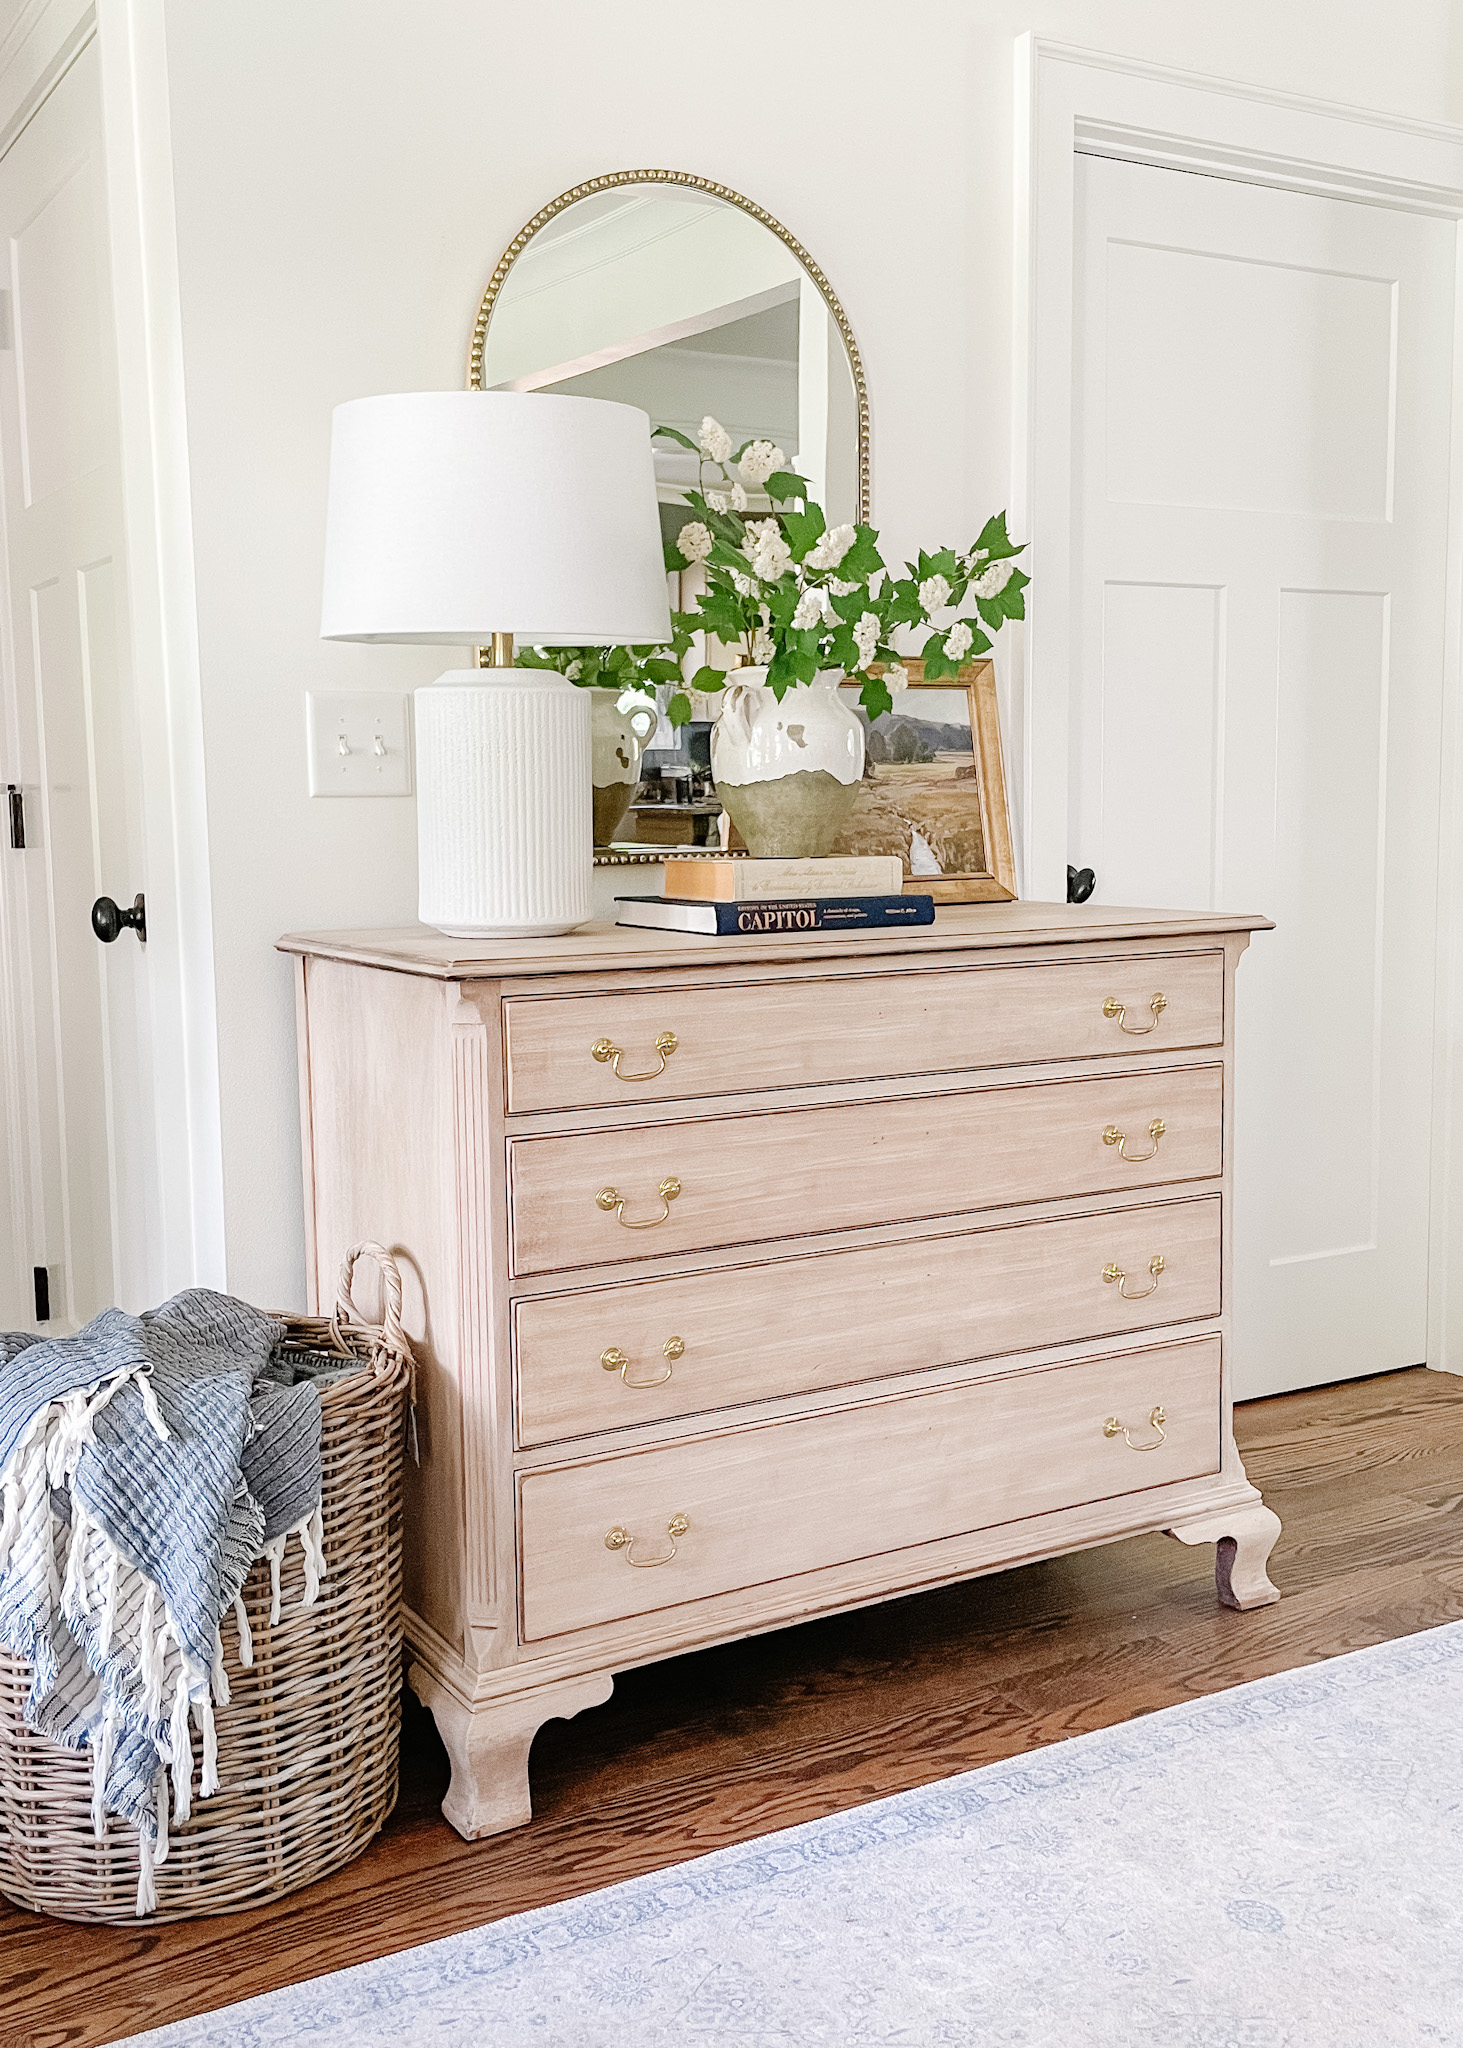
(513, 1196, 1222, 1447)
(518, 1336, 1221, 1638)
(508, 1064, 1223, 1275)
(501, 950, 1224, 1113)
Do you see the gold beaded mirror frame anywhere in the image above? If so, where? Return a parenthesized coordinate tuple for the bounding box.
(467, 170, 869, 519)
(468, 171, 870, 865)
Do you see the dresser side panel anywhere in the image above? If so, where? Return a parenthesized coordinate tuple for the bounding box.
(298, 956, 467, 1656)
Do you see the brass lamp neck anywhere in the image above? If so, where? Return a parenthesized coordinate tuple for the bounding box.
(475, 633, 515, 668)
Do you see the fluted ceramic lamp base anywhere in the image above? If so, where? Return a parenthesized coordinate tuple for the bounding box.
(414, 670, 593, 938)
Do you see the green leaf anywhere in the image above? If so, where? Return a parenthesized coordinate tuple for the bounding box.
(664, 539, 689, 571)
(838, 525, 885, 581)
(829, 584, 868, 624)
(766, 646, 800, 697)
(689, 666, 727, 693)
(975, 596, 1005, 634)
(885, 577, 923, 628)
(972, 511, 1026, 561)
(828, 625, 858, 672)
(779, 504, 827, 561)
(694, 588, 750, 642)
(666, 691, 694, 728)
(652, 424, 700, 452)
(924, 546, 961, 582)
(764, 469, 808, 504)
(642, 656, 682, 684)
(920, 630, 958, 681)
(859, 676, 894, 723)
(790, 645, 819, 685)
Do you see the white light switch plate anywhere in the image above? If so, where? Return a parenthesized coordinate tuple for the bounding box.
(306, 690, 412, 797)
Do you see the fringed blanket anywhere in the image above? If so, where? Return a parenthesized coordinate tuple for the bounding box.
(0, 1290, 325, 1912)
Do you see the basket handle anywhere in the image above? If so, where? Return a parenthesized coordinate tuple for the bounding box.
(332, 1241, 409, 1363)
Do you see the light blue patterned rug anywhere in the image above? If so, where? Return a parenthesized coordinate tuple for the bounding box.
(121, 1622, 1463, 2047)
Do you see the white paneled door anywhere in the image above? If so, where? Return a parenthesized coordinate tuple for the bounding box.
(0, 37, 157, 1332)
(1071, 156, 1455, 1398)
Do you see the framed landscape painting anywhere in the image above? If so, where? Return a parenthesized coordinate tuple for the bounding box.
(831, 659, 1016, 901)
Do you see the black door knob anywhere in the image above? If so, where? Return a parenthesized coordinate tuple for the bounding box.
(92, 893, 146, 945)
(1067, 865, 1096, 905)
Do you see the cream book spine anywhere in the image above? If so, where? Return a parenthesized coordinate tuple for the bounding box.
(661, 855, 905, 902)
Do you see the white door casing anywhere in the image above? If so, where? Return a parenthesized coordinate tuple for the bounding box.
(1016, 40, 1463, 1385)
(1072, 157, 1452, 1397)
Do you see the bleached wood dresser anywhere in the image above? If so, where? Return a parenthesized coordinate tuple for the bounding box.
(281, 902, 1279, 1838)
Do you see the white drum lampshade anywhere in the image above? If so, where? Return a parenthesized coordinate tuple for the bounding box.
(320, 391, 672, 937)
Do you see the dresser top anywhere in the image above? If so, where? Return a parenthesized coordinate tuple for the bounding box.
(278, 901, 1272, 981)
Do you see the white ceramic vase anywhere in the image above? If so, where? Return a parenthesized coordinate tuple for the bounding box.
(710, 668, 864, 858)
(590, 687, 659, 846)
(414, 669, 592, 938)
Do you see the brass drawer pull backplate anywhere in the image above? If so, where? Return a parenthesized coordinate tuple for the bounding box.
(1103, 993, 1167, 1036)
(1102, 1254, 1165, 1300)
(604, 1513, 689, 1566)
(596, 1177, 682, 1229)
(1103, 1118, 1166, 1163)
(600, 1335, 685, 1387)
(1104, 1404, 1167, 1451)
(592, 1030, 678, 1082)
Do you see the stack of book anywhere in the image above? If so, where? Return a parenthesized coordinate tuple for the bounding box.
(614, 854, 935, 934)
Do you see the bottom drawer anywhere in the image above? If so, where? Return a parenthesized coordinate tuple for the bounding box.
(518, 1335, 1221, 1639)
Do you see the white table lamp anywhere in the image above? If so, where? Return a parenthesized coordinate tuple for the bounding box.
(320, 391, 671, 936)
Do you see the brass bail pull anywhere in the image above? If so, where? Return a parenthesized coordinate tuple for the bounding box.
(604, 1513, 689, 1566)
(1102, 1118, 1166, 1163)
(592, 1031, 678, 1082)
(1103, 992, 1167, 1036)
(600, 1336, 683, 1388)
(595, 1177, 682, 1229)
(1104, 1405, 1167, 1451)
(1101, 1254, 1165, 1300)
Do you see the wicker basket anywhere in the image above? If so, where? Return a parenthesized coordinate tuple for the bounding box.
(0, 1242, 412, 1924)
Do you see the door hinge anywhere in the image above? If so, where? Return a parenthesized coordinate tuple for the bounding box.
(33, 1265, 50, 1322)
(6, 784, 23, 849)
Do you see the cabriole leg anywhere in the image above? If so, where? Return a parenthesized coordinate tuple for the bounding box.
(1165, 1501, 1282, 1610)
(409, 1664, 614, 1839)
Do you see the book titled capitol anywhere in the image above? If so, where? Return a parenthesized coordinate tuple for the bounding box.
(615, 893, 936, 935)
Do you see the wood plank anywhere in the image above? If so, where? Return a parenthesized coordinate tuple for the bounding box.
(5, 1363, 1463, 2048)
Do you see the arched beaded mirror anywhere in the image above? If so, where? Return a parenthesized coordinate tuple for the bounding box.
(468, 171, 869, 524)
(468, 172, 869, 860)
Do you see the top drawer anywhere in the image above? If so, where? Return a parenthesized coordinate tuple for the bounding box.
(501, 949, 1225, 1113)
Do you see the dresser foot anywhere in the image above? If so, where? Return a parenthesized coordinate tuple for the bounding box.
(409, 1665, 615, 1839)
(1165, 1501, 1282, 1610)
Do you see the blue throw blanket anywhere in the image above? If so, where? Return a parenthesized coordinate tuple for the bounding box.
(0, 1290, 326, 1912)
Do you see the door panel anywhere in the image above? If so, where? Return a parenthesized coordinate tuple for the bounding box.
(0, 38, 155, 1329)
(1072, 157, 1453, 1397)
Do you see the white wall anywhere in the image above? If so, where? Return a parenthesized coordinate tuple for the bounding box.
(157, 0, 1463, 1307)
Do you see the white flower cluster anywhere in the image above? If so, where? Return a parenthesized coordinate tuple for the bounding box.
(944, 620, 974, 662)
(884, 663, 909, 695)
(791, 587, 830, 631)
(698, 415, 732, 462)
(853, 613, 881, 668)
(807, 523, 857, 571)
(750, 624, 776, 666)
(827, 576, 859, 598)
(564, 659, 583, 681)
(973, 559, 1016, 600)
(918, 573, 952, 615)
(739, 440, 785, 487)
(677, 521, 713, 564)
(744, 518, 792, 583)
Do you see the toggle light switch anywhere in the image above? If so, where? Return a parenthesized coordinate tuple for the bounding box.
(306, 691, 412, 796)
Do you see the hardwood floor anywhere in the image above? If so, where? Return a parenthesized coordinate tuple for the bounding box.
(6, 1365, 1463, 2047)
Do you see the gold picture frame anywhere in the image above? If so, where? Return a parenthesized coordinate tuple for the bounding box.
(832, 659, 1016, 902)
